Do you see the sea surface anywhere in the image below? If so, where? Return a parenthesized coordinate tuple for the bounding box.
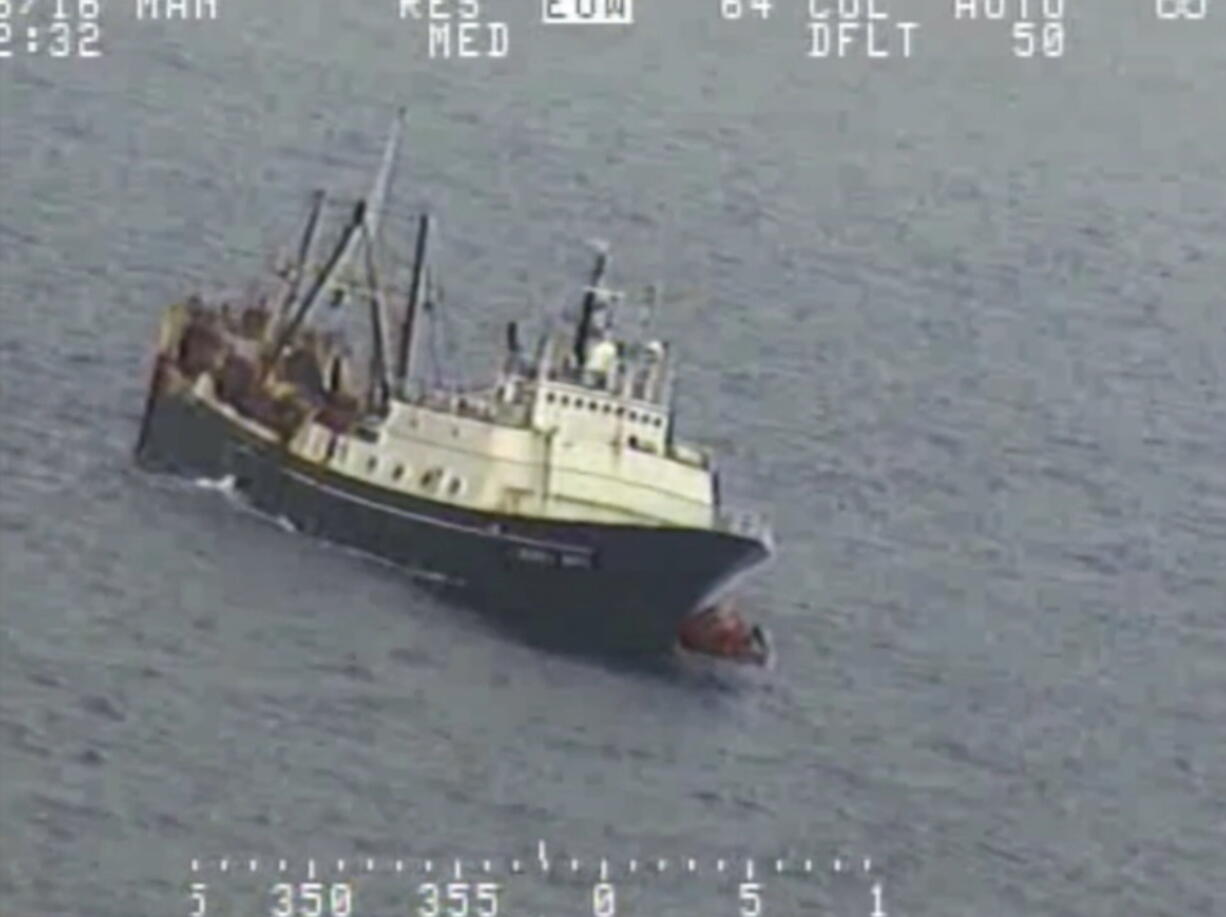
(2, 3, 1224, 915)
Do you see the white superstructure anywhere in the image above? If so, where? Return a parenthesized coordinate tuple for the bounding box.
(288, 294, 720, 528)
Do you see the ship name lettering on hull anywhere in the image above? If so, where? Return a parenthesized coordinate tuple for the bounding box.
(135, 0, 218, 19)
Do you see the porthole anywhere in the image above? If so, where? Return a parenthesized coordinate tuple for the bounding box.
(615, 407, 625, 418)
(589, 401, 599, 412)
(546, 392, 556, 404)
(392, 464, 404, 481)
(447, 477, 464, 497)
(561, 396, 570, 407)
(366, 456, 377, 472)
(603, 403, 612, 414)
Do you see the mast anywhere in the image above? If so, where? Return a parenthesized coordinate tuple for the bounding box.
(360, 222, 392, 412)
(394, 212, 430, 395)
(572, 249, 609, 369)
(328, 108, 405, 306)
(277, 189, 326, 323)
(264, 200, 367, 378)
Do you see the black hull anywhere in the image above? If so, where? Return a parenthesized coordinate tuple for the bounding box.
(135, 379, 771, 654)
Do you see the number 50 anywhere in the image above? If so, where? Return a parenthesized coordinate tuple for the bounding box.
(1156, 0, 1208, 17)
(1012, 21, 1065, 57)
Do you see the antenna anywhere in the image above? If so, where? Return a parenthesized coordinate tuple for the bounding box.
(572, 246, 609, 368)
(641, 282, 659, 340)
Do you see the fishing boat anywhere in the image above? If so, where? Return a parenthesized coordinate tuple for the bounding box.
(134, 111, 775, 661)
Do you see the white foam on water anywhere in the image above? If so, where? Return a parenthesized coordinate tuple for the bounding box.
(192, 474, 237, 495)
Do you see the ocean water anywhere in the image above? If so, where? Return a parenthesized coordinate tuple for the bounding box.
(1, 3, 1223, 915)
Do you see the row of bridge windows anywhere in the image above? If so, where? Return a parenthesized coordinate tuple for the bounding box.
(544, 391, 664, 427)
